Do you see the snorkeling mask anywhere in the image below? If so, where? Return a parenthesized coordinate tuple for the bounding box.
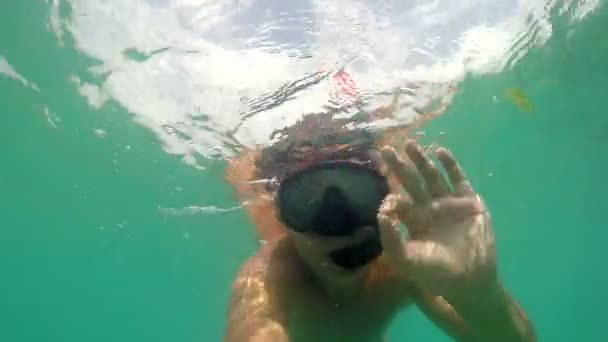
(277, 160, 389, 270)
(277, 160, 389, 237)
(255, 113, 390, 269)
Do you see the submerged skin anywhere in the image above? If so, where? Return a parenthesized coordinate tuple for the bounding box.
(225, 229, 476, 342)
(226, 236, 409, 342)
(223, 93, 535, 341)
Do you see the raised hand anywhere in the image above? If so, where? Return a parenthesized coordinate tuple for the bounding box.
(378, 140, 497, 299)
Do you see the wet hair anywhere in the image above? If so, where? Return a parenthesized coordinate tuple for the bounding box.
(254, 112, 380, 188)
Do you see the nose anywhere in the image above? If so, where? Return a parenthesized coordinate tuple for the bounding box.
(322, 186, 346, 209)
(313, 186, 358, 236)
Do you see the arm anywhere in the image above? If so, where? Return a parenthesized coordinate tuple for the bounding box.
(377, 141, 535, 342)
(224, 247, 290, 342)
(415, 285, 536, 342)
(447, 283, 536, 342)
(413, 288, 473, 341)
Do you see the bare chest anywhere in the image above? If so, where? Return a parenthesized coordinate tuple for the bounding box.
(285, 284, 410, 342)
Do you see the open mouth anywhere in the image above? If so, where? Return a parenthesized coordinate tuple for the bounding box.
(328, 234, 383, 270)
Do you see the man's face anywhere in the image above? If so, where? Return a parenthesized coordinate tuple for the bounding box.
(275, 161, 389, 273)
(252, 125, 392, 272)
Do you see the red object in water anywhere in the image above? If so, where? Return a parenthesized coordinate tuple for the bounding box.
(332, 69, 358, 97)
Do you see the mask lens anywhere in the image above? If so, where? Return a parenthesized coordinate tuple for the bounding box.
(277, 162, 389, 236)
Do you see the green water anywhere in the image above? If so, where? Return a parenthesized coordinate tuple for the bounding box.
(1, 1, 607, 341)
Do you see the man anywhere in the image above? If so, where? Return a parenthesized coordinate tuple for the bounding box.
(223, 78, 535, 341)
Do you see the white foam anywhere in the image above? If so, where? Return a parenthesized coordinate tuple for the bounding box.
(60, 0, 600, 163)
(160, 204, 245, 216)
(0, 56, 40, 91)
(45, 0, 65, 46)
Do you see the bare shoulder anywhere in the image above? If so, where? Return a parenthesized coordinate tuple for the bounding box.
(226, 239, 299, 340)
(231, 238, 304, 303)
(235, 238, 298, 275)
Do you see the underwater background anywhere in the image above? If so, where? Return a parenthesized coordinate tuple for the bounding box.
(1, 0, 607, 341)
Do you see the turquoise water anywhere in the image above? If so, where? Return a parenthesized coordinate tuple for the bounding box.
(1, 1, 607, 341)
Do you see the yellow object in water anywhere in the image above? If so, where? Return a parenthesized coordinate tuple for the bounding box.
(505, 88, 534, 113)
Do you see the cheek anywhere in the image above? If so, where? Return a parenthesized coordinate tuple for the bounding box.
(292, 235, 335, 260)
(293, 242, 330, 268)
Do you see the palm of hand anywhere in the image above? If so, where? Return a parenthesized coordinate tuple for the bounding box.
(378, 141, 497, 299)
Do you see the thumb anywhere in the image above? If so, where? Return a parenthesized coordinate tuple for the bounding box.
(378, 212, 404, 263)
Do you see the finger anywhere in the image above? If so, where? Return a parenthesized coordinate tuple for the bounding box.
(380, 193, 421, 231)
(380, 193, 411, 216)
(405, 140, 449, 197)
(430, 197, 484, 225)
(381, 193, 433, 238)
(377, 212, 404, 263)
(436, 148, 474, 196)
(381, 147, 432, 204)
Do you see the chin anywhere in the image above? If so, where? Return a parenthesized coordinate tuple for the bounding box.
(329, 261, 374, 285)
